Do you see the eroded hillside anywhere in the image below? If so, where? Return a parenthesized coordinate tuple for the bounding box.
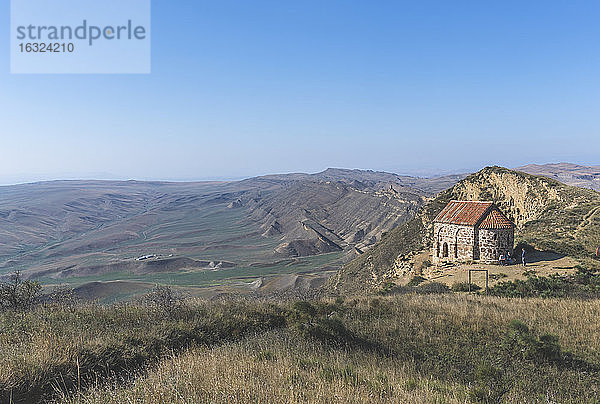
(243, 180, 423, 257)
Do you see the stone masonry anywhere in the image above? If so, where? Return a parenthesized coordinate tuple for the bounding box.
(432, 201, 515, 264)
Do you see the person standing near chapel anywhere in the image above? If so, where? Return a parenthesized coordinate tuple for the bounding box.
(521, 248, 526, 267)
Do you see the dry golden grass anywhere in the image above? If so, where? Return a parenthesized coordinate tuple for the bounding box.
(364, 294, 600, 357)
(64, 330, 470, 404)
(50, 294, 600, 404)
(0, 301, 286, 403)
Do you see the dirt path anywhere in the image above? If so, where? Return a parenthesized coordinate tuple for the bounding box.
(402, 251, 580, 289)
(576, 206, 600, 235)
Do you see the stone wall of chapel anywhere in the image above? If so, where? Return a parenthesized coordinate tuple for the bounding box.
(477, 228, 514, 262)
(432, 223, 475, 264)
(432, 224, 514, 264)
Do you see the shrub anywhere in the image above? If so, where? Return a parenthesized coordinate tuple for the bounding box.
(334, 297, 345, 307)
(377, 281, 396, 295)
(468, 363, 508, 403)
(256, 350, 277, 362)
(287, 301, 356, 346)
(451, 282, 481, 292)
(300, 316, 356, 345)
(537, 334, 562, 363)
(406, 276, 426, 287)
(140, 285, 184, 316)
(290, 301, 317, 318)
(573, 264, 599, 285)
(44, 286, 78, 309)
(415, 282, 450, 294)
(0, 271, 42, 311)
(488, 272, 598, 298)
(501, 320, 563, 364)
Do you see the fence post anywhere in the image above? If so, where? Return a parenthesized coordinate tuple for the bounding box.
(468, 270, 471, 292)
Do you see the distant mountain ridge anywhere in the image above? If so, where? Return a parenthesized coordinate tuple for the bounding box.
(517, 163, 600, 191)
(253, 168, 466, 195)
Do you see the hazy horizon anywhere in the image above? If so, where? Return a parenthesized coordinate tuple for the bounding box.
(2, 2, 599, 185)
(0, 165, 463, 186)
(1, 160, 599, 187)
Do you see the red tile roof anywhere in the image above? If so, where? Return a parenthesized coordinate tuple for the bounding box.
(479, 208, 514, 229)
(434, 200, 514, 228)
(434, 201, 493, 226)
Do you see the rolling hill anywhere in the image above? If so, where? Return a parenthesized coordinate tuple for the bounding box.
(326, 166, 600, 295)
(0, 169, 463, 298)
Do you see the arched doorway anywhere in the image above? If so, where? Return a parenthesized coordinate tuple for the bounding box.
(442, 242, 449, 258)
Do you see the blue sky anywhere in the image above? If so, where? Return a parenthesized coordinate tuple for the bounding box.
(1, 1, 599, 184)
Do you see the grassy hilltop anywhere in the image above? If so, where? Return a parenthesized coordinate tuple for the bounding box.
(326, 166, 600, 295)
(1, 294, 600, 404)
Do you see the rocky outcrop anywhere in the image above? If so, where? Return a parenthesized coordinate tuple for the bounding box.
(450, 167, 562, 227)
